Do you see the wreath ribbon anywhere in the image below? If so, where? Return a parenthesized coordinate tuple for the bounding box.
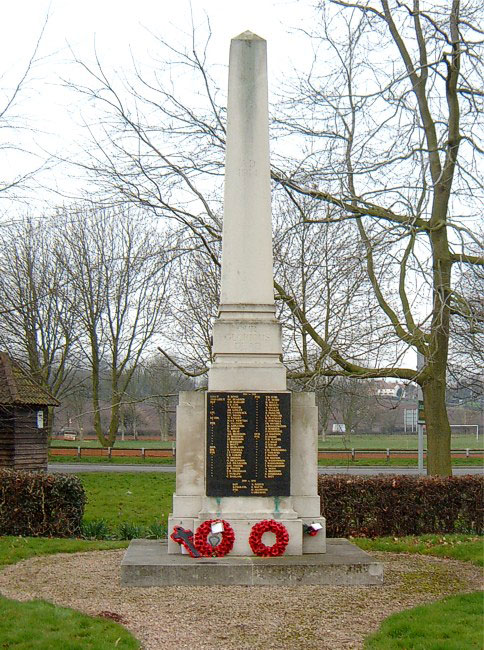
(194, 519, 235, 557)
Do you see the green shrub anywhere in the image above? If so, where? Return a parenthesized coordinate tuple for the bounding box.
(0, 469, 85, 537)
(117, 522, 146, 540)
(318, 474, 483, 537)
(146, 522, 167, 539)
(81, 519, 112, 540)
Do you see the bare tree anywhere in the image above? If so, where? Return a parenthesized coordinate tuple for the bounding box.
(0, 16, 50, 204)
(0, 215, 78, 433)
(329, 378, 376, 438)
(160, 242, 220, 376)
(66, 5, 483, 474)
(55, 205, 172, 447)
(138, 356, 195, 440)
(271, 1, 484, 474)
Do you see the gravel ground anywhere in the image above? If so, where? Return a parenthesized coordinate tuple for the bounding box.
(0, 549, 482, 649)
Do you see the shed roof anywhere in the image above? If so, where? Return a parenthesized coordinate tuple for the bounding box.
(0, 352, 60, 407)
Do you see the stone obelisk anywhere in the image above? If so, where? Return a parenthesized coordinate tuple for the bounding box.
(168, 32, 325, 557)
(209, 31, 286, 392)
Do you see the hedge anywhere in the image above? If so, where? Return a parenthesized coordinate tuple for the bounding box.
(0, 469, 86, 537)
(318, 474, 483, 537)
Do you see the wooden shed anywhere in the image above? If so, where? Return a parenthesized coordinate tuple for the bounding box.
(0, 352, 59, 471)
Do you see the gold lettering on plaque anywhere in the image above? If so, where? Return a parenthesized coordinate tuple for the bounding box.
(264, 395, 287, 479)
(208, 394, 225, 478)
(226, 395, 247, 479)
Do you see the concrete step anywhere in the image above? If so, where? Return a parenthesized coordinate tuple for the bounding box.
(121, 538, 383, 587)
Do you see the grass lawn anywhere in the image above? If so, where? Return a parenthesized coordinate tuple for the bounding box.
(0, 474, 169, 648)
(51, 434, 484, 451)
(0, 596, 140, 649)
(48, 454, 482, 467)
(358, 535, 483, 648)
(0, 537, 136, 649)
(355, 534, 484, 566)
(0, 596, 140, 650)
(51, 440, 174, 449)
(1, 472, 482, 650)
(317, 457, 483, 466)
(80, 472, 175, 527)
(364, 591, 483, 649)
(319, 433, 483, 450)
(0, 537, 128, 570)
(49, 454, 175, 465)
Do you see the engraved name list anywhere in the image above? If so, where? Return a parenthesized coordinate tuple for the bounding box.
(206, 392, 290, 497)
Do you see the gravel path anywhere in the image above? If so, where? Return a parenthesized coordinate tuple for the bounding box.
(0, 549, 481, 649)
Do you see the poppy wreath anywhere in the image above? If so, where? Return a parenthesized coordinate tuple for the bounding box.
(249, 519, 289, 557)
(194, 519, 235, 557)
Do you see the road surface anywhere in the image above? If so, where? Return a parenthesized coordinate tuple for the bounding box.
(48, 463, 483, 476)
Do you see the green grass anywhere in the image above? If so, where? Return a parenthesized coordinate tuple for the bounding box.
(364, 591, 483, 649)
(51, 439, 174, 449)
(51, 434, 483, 450)
(0, 537, 128, 570)
(0, 474, 171, 649)
(48, 454, 481, 467)
(80, 472, 175, 527)
(358, 536, 484, 648)
(317, 457, 483, 466)
(49, 454, 175, 465)
(0, 537, 138, 649)
(319, 434, 483, 450)
(355, 534, 484, 567)
(0, 595, 140, 649)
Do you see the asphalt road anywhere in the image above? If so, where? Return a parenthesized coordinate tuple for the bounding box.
(48, 463, 483, 476)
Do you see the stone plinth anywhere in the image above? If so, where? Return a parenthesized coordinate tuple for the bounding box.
(121, 539, 383, 587)
(168, 390, 326, 556)
(209, 305, 286, 392)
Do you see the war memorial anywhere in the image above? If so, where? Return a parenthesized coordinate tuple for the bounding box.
(121, 31, 383, 587)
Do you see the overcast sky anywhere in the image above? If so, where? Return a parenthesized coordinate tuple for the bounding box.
(1, 0, 315, 210)
(2, 0, 311, 114)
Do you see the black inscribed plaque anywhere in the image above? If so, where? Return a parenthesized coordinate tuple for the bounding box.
(206, 392, 291, 497)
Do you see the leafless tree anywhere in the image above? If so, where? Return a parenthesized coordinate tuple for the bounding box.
(0, 215, 78, 433)
(271, 1, 483, 474)
(66, 4, 483, 474)
(0, 16, 50, 205)
(329, 378, 376, 437)
(159, 239, 220, 376)
(55, 205, 172, 447)
(136, 356, 195, 440)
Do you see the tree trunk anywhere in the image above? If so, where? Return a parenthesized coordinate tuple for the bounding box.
(46, 405, 55, 443)
(422, 377, 452, 476)
(91, 354, 105, 446)
(107, 394, 120, 447)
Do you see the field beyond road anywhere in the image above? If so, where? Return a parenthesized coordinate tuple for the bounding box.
(51, 433, 484, 450)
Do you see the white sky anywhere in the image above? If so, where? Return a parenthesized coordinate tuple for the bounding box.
(1, 1, 450, 374)
(1, 0, 314, 208)
(1, 0, 310, 114)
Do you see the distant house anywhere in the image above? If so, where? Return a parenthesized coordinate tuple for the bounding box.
(0, 352, 59, 471)
(375, 381, 405, 398)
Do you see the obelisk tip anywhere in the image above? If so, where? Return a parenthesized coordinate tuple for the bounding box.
(233, 30, 265, 42)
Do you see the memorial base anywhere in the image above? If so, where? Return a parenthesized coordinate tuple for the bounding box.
(172, 390, 325, 556)
(121, 538, 383, 587)
(167, 515, 326, 555)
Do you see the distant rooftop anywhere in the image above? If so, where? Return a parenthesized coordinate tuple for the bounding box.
(0, 352, 60, 407)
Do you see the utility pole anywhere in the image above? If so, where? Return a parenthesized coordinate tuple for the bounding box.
(417, 351, 425, 475)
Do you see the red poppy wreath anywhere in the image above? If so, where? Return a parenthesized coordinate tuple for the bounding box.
(194, 519, 235, 557)
(249, 519, 289, 557)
